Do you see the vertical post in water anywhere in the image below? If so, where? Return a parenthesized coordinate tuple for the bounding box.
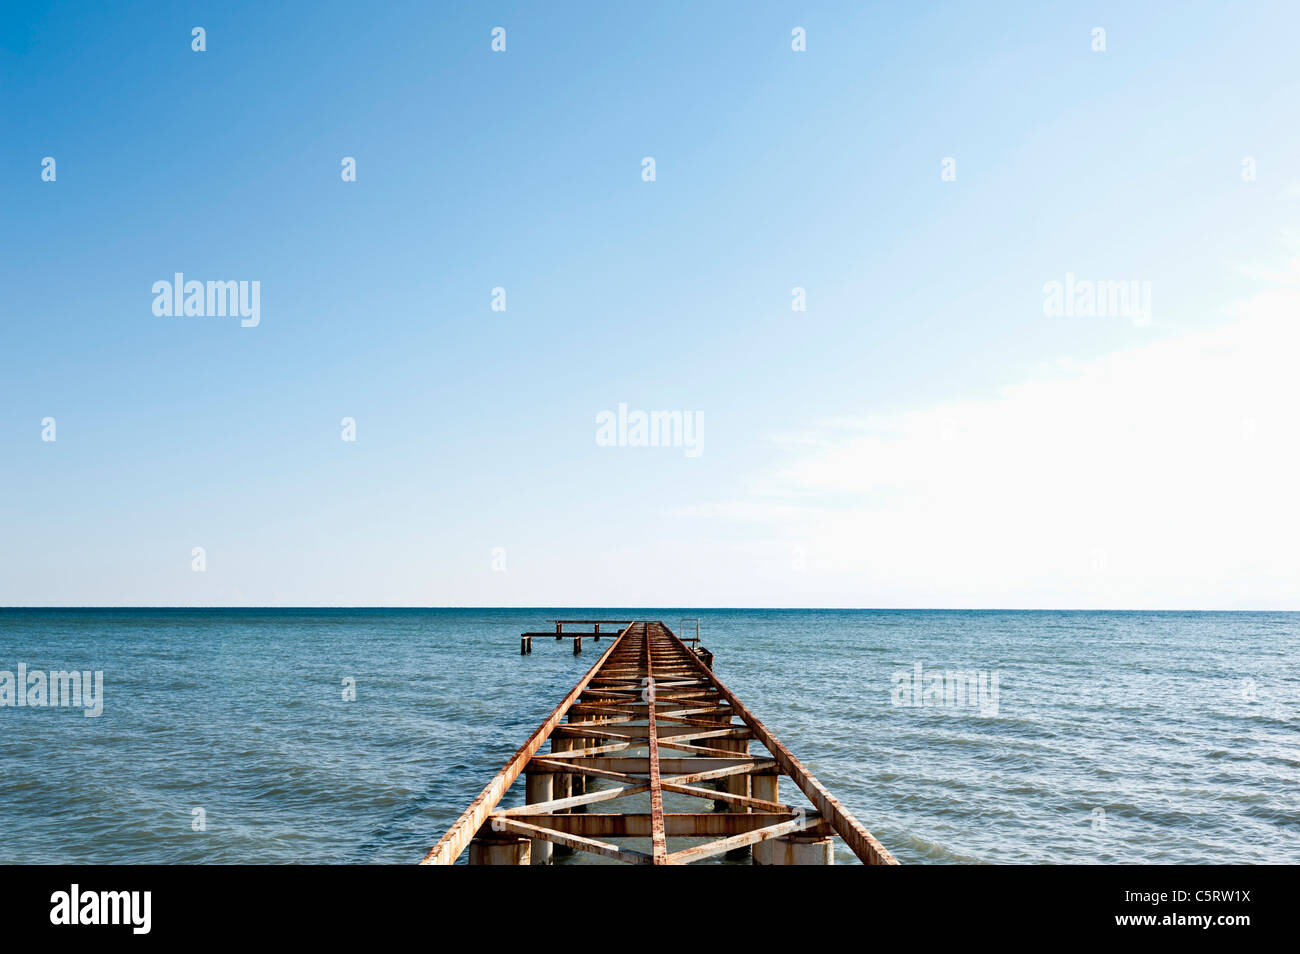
(468, 833, 530, 865)
(725, 736, 751, 801)
(525, 771, 554, 865)
(754, 833, 834, 865)
(707, 706, 735, 812)
(556, 621, 563, 640)
(573, 636, 582, 654)
(551, 736, 574, 855)
(751, 774, 781, 865)
(723, 735, 752, 859)
(565, 719, 588, 805)
(751, 773, 779, 805)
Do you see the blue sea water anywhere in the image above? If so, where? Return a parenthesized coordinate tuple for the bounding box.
(0, 608, 1296, 864)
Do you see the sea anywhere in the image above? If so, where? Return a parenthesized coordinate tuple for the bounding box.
(1, 608, 1295, 864)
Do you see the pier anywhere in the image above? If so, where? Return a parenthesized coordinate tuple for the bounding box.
(422, 620, 898, 865)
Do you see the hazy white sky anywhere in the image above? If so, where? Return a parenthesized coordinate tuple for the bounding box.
(683, 255, 1300, 609)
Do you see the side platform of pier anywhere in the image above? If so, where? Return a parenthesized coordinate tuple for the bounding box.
(421, 620, 897, 865)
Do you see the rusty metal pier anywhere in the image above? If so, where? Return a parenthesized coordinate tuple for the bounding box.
(422, 620, 898, 865)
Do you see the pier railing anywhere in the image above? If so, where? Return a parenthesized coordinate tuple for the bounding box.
(422, 620, 897, 865)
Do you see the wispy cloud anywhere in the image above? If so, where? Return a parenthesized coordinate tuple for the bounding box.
(689, 265, 1300, 609)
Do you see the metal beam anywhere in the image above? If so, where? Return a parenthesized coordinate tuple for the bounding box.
(645, 628, 667, 865)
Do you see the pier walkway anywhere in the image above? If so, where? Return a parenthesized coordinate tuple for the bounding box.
(421, 620, 897, 865)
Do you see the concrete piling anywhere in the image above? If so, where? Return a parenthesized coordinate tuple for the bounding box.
(753, 832, 834, 865)
(525, 771, 554, 865)
(723, 737, 752, 859)
(751, 773, 778, 805)
(468, 833, 530, 865)
(551, 736, 574, 855)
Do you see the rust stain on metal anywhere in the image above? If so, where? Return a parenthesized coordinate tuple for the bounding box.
(644, 624, 668, 864)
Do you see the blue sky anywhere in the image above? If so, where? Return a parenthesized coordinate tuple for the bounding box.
(3, 1, 1299, 607)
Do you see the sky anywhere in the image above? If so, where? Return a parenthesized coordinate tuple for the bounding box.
(2, 1, 1299, 608)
